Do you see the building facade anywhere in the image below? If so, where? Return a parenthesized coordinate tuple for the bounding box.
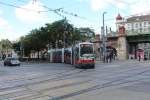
(92, 14, 150, 60)
(125, 15, 150, 33)
(115, 14, 150, 60)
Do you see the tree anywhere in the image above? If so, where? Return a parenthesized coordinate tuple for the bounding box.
(78, 27, 95, 42)
(45, 19, 75, 48)
(12, 41, 21, 55)
(71, 28, 81, 45)
(0, 39, 12, 54)
(17, 19, 92, 58)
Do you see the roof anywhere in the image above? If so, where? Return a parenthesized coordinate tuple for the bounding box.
(127, 15, 150, 22)
(116, 14, 122, 20)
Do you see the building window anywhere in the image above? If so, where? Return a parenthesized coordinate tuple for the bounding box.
(140, 28, 142, 32)
(126, 24, 129, 30)
(127, 23, 130, 26)
(140, 23, 142, 28)
(148, 27, 150, 32)
(128, 26, 130, 30)
(146, 43, 149, 47)
(131, 24, 134, 28)
(144, 22, 147, 27)
(135, 23, 138, 28)
(144, 43, 147, 47)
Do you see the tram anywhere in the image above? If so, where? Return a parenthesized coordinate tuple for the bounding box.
(50, 49, 63, 63)
(49, 42, 95, 69)
(72, 42, 95, 68)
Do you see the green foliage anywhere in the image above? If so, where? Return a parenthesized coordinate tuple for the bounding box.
(12, 41, 20, 52)
(0, 39, 12, 52)
(78, 27, 95, 42)
(17, 19, 94, 56)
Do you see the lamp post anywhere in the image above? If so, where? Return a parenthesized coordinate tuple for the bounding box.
(102, 12, 107, 62)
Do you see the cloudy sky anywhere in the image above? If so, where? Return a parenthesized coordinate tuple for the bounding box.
(0, 0, 149, 40)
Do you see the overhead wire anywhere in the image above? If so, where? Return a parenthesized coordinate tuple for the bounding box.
(2, 0, 149, 31)
(16, 0, 110, 26)
(0, 1, 44, 13)
(2, 0, 148, 21)
(17, 0, 97, 29)
(17, 0, 86, 20)
(0, 1, 24, 9)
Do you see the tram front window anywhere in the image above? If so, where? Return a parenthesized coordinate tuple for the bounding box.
(80, 44, 93, 57)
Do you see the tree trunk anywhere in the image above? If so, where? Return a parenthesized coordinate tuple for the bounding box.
(37, 50, 40, 60)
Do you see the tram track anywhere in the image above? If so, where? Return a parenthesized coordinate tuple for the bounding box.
(49, 67, 150, 100)
(1, 62, 150, 100)
(0, 62, 147, 92)
(6, 64, 149, 100)
(5, 67, 150, 100)
(0, 68, 87, 92)
(54, 63, 150, 83)
(0, 60, 144, 85)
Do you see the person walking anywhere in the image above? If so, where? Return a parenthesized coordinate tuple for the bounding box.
(138, 54, 141, 61)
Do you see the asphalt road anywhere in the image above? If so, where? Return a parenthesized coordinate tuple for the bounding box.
(0, 60, 150, 100)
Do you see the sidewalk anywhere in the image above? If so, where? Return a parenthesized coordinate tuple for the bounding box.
(96, 59, 150, 64)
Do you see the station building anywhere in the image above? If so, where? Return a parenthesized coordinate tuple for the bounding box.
(95, 14, 150, 60)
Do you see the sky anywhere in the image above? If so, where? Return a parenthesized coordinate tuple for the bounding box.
(0, 0, 150, 41)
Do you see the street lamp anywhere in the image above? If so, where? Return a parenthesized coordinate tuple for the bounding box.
(102, 12, 107, 62)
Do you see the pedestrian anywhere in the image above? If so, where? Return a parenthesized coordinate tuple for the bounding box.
(138, 55, 141, 61)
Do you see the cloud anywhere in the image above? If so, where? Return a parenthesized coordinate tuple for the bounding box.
(91, 0, 108, 11)
(109, 0, 127, 9)
(0, 9, 16, 40)
(0, 31, 18, 41)
(90, 0, 150, 15)
(15, 1, 48, 23)
(0, 28, 24, 41)
(0, 17, 18, 40)
(130, 0, 150, 15)
(91, 0, 128, 11)
(0, 17, 12, 30)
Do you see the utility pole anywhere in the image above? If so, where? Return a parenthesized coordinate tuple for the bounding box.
(102, 12, 107, 62)
(62, 17, 67, 63)
(64, 17, 67, 49)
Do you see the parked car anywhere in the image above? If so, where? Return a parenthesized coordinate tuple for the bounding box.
(4, 57, 20, 66)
